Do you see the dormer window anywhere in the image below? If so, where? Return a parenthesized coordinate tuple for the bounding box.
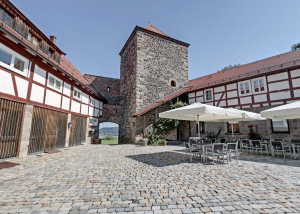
(171, 80, 176, 87)
(107, 87, 110, 92)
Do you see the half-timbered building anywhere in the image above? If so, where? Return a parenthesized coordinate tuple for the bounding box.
(0, 0, 106, 159)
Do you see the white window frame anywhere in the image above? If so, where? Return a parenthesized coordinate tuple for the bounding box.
(47, 73, 63, 92)
(0, 43, 30, 77)
(204, 89, 213, 102)
(251, 76, 267, 95)
(238, 80, 252, 97)
(73, 87, 81, 101)
(90, 97, 95, 106)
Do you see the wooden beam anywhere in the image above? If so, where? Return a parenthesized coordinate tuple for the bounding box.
(143, 115, 145, 138)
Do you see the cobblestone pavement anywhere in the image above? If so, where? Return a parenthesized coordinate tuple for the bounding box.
(0, 144, 300, 214)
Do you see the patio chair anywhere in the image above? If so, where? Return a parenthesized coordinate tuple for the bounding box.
(250, 140, 265, 156)
(226, 141, 239, 163)
(240, 139, 251, 153)
(209, 138, 217, 143)
(270, 141, 292, 160)
(185, 142, 200, 162)
(219, 138, 226, 143)
(202, 139, 212, 144)
(206, 143, 227, 164)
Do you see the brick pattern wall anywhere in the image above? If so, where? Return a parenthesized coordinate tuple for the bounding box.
(135, 31, 189, 111)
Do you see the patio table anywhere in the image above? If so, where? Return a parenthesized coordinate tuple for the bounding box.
(197, 143, 214, 162)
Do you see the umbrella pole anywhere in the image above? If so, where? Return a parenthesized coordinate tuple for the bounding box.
(231, 123, 234, 140)
(198, 120, 201, 139)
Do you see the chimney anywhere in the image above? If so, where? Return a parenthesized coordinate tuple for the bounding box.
(50, 35, 57, 45)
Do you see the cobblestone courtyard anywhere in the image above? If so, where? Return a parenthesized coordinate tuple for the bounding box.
(0, 144, 300, 214)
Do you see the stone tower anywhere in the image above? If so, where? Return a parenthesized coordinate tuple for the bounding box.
(119, 24, 190, 143)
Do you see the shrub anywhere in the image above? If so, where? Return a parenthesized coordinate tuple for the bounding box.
(103, 134, 115, 141)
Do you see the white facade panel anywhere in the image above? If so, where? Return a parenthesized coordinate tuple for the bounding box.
(242, 105, 251, 109)
(269, 91, 291, 101)
(294, 89, 300, 97)
(95, 99, 100, 109)
(196, 91, 203, 96)
(45, 89, 61, 108)
(82, 92, 89, 104)
(267, 72, 288, 82)
(268, 81, 289, 92)
(227, 83, 237, 90)
(263, 103, 269, 106)
(188, 93, 195, 98)
(90, 117, 99, 126)
(189, 98, 195, 104)
(254, 94, 267, 103)
(100, 101, 103, 109)
(63, 82, 71, 97)
(33, 66, 46, 85)
(214, 86, 225, 93)
(271, 102, 284, 106)
(0, 69, 15, 96)
(93, 108, 99, 117)
(196, 97, 203, 102)
(81, 104, 89, 115)
(206, 102, 213, 106)
(89, 106, 94, 116)
(62, 97, 70, 110)
(292, 78, 300, 88)
(15, 76, 28, 99)
(291, 69, 300, 78)
(240, 96, 252, 104)
(214, 93, 222, 100)
(227, 90, 238, 98)
(218, 100, 226, 107)
(30, 84, 44, 103)
(228, 99, 238, 106)
(71, 100, 81, 113)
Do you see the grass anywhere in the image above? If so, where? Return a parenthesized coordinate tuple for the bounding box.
(100, 139, 118, 145)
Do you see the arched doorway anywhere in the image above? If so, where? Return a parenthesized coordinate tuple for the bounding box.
(99, 122, 119, 144)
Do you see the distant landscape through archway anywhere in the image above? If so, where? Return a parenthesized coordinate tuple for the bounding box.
(99, 122, 119, 144)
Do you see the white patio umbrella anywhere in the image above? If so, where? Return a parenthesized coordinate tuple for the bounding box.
(159, 102, 243, 138)
(210, 108, 266, 139)
(260, 101, 300, 120)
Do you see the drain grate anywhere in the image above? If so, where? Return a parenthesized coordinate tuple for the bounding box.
(0, 161, 20, 170)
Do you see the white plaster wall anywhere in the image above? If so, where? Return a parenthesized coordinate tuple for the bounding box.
(268, 81, 289, 92)
(99, 101, 103, 109)
(15, 76, 28, 99)
(81, 104, 89, 115)
(82, 93, 89, 104)
(62, 96, 70, 110)
(30, 84, 44, 103)
(267, 72, 288, 82)
(45, 89, 61, 108)
(100, 110, 103, 116)
(196, 91, 203, 96)
(95, 99, 100, 109)
(294, 89, 300, 97)
(71, 100, 80, 113)
(271, 101, 284, 106)
(254, 94, 267, 103)
(292, 78, 300, 88)
(227, 83, 237, 90)
(214, 93, 222, 100)
(218, 100, 226, 107)
(188, 93, 195, 98)
(242, 105, 251, 109)
(269, 91, 291, 101)
(240, 96, 252, 104)
(228, 99, 238, 106)
(214, 86, 225, 93)
(33, 66, 46, 85)
(291, 69, 300, 78)
(196, 97, 203, 102)
(63, 82, 71, 97)
(89, 106, 94, 116)
(206, 102, 213, 106)
(94, 108, 99, 117)
(189, 98, 195, 104)
(227, 90, 238, 98)
(0, 69, 15, 96)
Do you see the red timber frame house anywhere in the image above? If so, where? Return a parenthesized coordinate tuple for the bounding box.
(0, 0, 106, 159)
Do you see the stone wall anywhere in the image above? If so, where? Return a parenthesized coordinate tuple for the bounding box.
(135, 31, 189, 112)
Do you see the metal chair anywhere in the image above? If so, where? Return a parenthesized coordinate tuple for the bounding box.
(270, 141, 292, 160)
(250, 140, 265, 156)
(206, 143, 227, 164)
(202, 139, 212, 144)
(219, 138, 226, 143)
(209, 138, 216, 143)
(185, 142, 200, 162)
(240, 139, 251, 153)
(226, 141, 239, 163)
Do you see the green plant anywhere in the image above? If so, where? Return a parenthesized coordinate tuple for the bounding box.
(139, 138, 148, 142)
(292, 43, 300, 51)
(218, 64, 241, 72)
(207, 126, 222, 139)
(248, 125, 261, 140)
(103, 134, 115, 141)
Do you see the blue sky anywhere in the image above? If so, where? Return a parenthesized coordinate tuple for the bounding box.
(11, 0, 300, 127)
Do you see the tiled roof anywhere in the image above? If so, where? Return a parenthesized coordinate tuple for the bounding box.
(133, 86, 191, 117)
(188, 49, 300, 92)
(144, 24, 169, 37)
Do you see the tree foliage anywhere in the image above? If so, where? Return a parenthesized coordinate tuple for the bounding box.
(103, 134, 115, 141)
(292, 43, 300, 51)
(218, 64, 241, 72)
(148, 101, 187, 145)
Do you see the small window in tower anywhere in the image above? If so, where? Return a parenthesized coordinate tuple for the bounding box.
(171, 80, 176, 87)
(107, 87, 110, 92)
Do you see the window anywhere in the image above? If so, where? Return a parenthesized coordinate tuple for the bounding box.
(171, 80, 176, 87)
(27, 33, 32, 42)
(205, 89, 213, 101)
(90, 98, 94, 105)
(0, 48, 12, 65)
(0, 44, 29, 77)
(196, 122, 205, 134)
(47, 74, 62, 92)
(33, 37, 39, 47)
(271, 119, 289, 133)
(73, 88, 81, 100)
(107, 87, 110, 92)
(227, 122, 240, 133)
(239, 80, 251, 96)
(251, 77, 266, 94)
(0, 7, 13, 27)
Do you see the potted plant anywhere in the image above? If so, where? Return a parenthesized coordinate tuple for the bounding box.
(161, 139, 167, 146)
(139, 138, 148, 146)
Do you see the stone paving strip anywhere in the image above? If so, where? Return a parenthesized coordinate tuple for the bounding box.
(0, 144, 300, 214)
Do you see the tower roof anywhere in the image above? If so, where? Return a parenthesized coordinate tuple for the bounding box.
(144, 24, 169, 37)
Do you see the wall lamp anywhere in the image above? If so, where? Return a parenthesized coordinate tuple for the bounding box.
(68, 122, 72, 129)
